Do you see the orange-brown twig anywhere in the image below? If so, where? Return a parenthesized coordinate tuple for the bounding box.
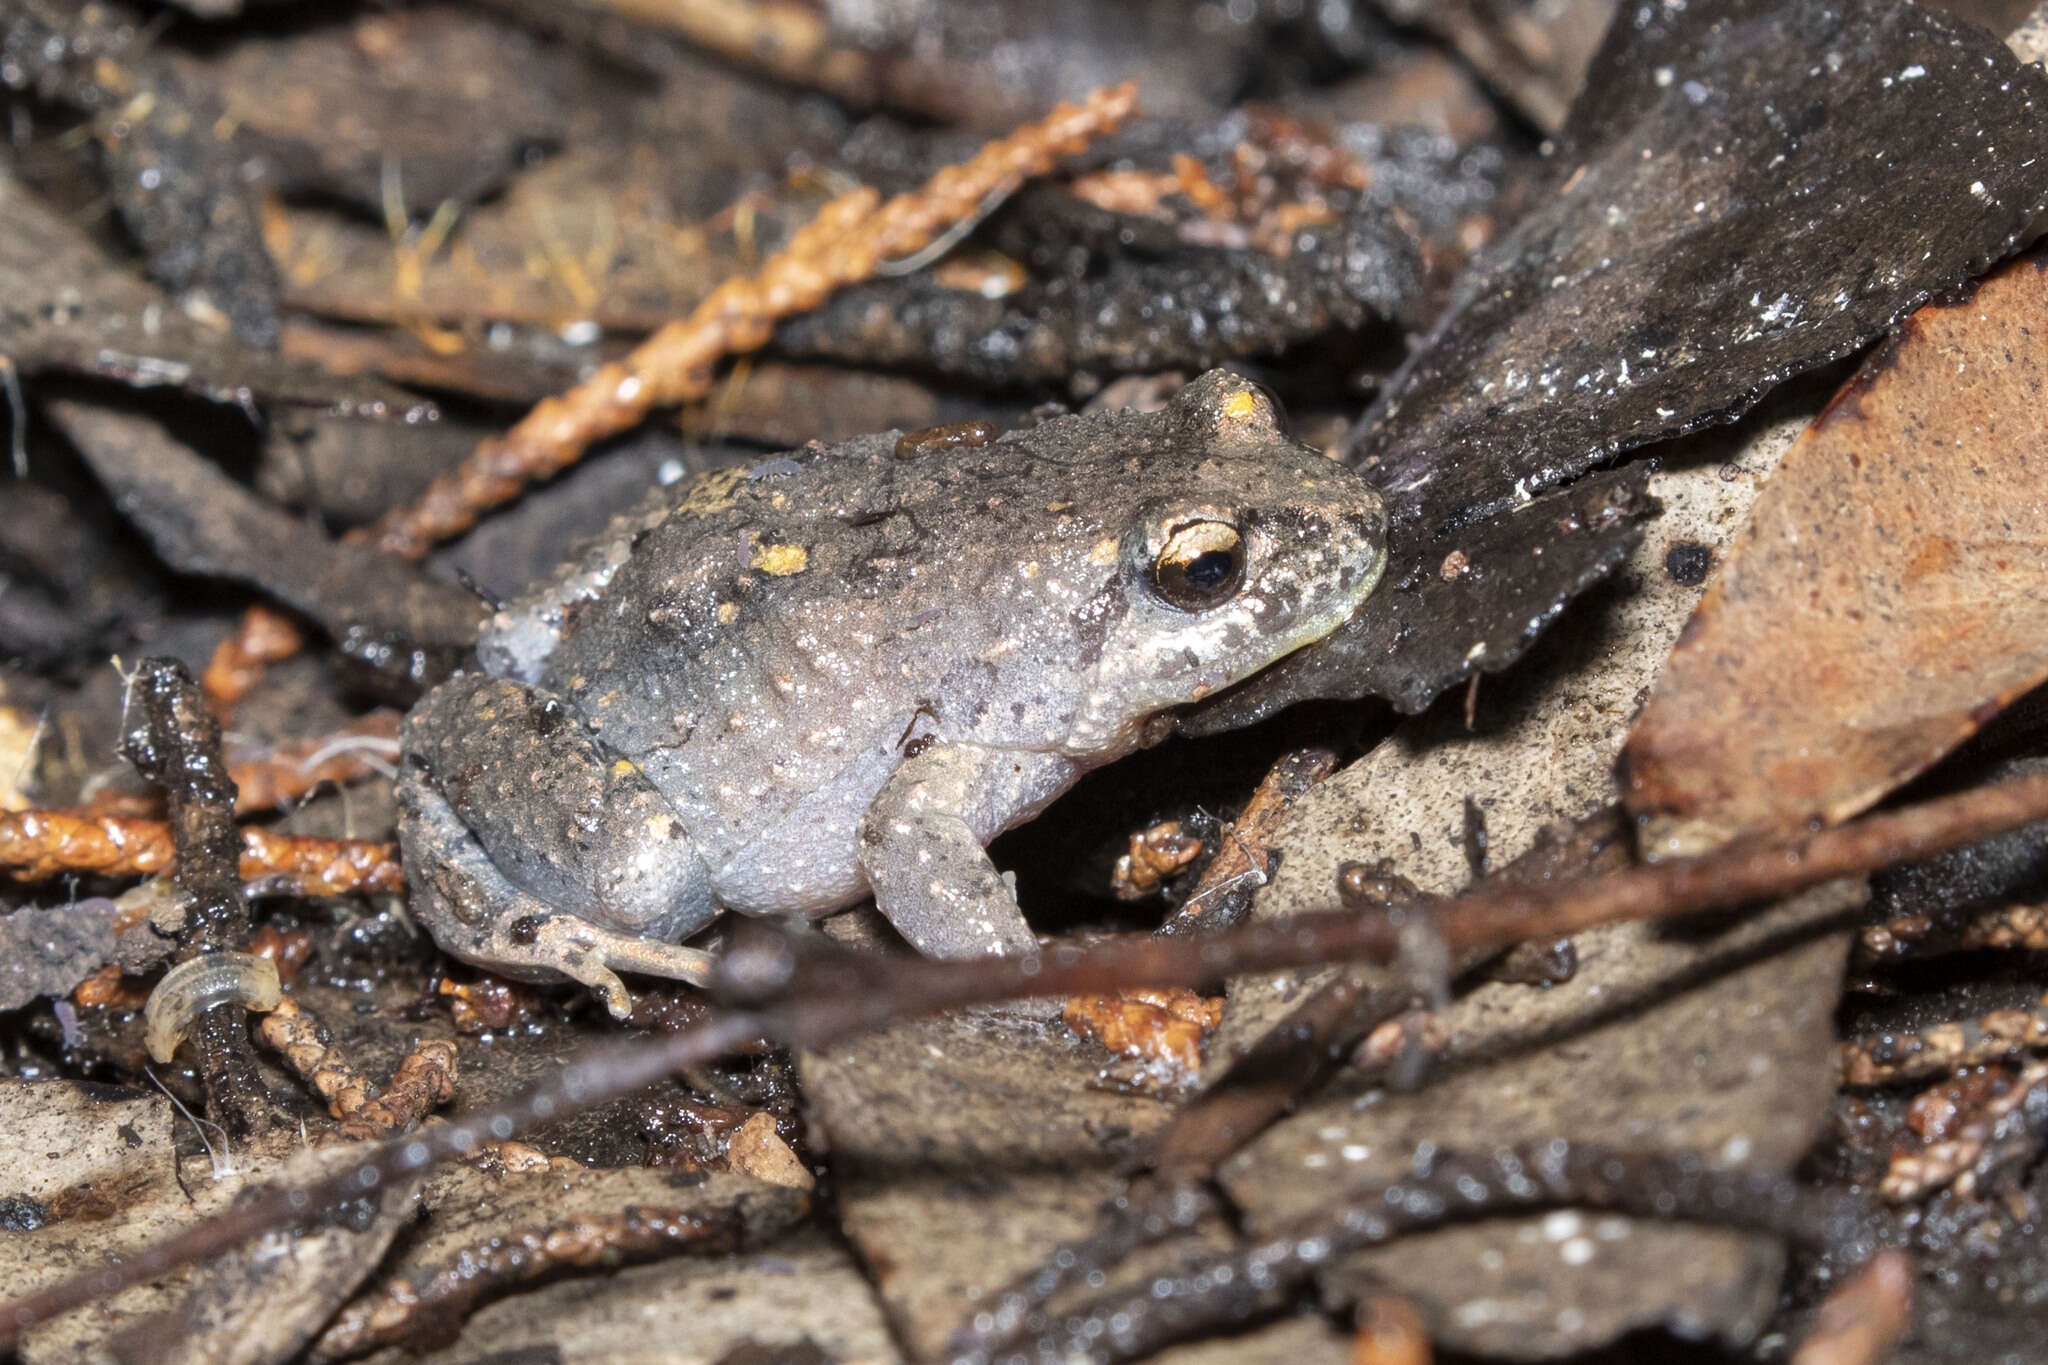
(201, 604, 307, 718)
(256, 994, 457, 1142)
(1789, 1251, 1913, 1365)
(227, 710, 402, 814)
(335, 1040, 458, 1141)
(0, 809, 401, 898)
(257, 994, 378, 1117)
(360, 81, 1138, 560)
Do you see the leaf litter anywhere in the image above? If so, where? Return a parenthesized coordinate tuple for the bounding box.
(6, 0, 2048, 1361)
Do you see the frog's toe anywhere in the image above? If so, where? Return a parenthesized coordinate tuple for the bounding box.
(508, 920, 719, 1018)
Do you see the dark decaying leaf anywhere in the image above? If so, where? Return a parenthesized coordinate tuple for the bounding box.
(1360, 0, 2048, 516)
(46, 401, 487, 654)
(168, 8, 583, 216)
(3, 0, 284, 347)
(1195, 0, 2048, 723)
(500, 0, 1262, 129)
(0, 902, 121, 1013)
(772, 111, 1517, 392)
(1188, 462, 1656, 730)
(1623, 250, 2048, 856)
(262, 37, 855, 340)
(770, 208, 1425, 387)
(0, 480, 164, 672)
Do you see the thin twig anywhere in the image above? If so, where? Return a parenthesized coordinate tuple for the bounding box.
(119, 659, 270, 1136)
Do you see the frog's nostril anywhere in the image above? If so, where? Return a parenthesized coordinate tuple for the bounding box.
(1288, 507, 1329, 538)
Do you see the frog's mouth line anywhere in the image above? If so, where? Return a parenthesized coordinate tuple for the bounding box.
(1263, 541, 1389, 663)
(1175, 534, 1390, 704)
(1160, 536, 1392, 705)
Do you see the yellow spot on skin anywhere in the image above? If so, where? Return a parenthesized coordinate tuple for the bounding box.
(673, 467, 747, 517)
(1220, 390, 1259, 421)
(751, 542, 809, 575)
(716, 602, 739, 624)
(1090, 537, 1120, 565)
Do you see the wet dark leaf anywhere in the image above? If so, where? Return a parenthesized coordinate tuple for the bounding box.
(1190, 462, 1655, 728)
(772, 207, 1426, 387)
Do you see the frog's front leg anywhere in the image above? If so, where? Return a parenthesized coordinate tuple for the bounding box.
(856, 741, 1072, 960)
(398, 674, 719, 1017)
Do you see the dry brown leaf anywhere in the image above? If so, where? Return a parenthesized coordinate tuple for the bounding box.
(1624, 251, 2048, 856)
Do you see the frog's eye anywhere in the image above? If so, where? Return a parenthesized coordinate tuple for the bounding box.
(1152, 519, 1247, 610)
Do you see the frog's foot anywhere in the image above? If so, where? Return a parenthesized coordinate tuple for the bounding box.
(399, 765, 716, 1020)
(466, 906, 718, 1020)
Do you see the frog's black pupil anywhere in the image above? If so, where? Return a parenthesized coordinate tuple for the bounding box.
(1185, 550, 1237, 591)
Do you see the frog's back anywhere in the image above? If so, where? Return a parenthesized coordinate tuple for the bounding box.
(507, 429, 1101, 872)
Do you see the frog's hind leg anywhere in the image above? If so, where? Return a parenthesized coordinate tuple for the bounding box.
(397, 739, 716, 1020)
(403, 674, 718, 943)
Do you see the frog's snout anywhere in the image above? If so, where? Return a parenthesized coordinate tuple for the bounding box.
(1319, 499, 1390, 609)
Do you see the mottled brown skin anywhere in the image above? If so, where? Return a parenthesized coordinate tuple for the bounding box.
(398, 371, 1388, 1015)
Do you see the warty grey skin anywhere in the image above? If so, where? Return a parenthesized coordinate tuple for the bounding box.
(397, 369, 1388, 1016)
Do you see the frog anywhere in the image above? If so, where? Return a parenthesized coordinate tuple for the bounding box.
(395, 369, 1388, 1017)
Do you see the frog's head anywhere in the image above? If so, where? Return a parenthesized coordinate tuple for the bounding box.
(1063, 370, 1387, 752)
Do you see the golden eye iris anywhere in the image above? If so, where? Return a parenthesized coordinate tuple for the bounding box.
(1152, 520, 1246, 610)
